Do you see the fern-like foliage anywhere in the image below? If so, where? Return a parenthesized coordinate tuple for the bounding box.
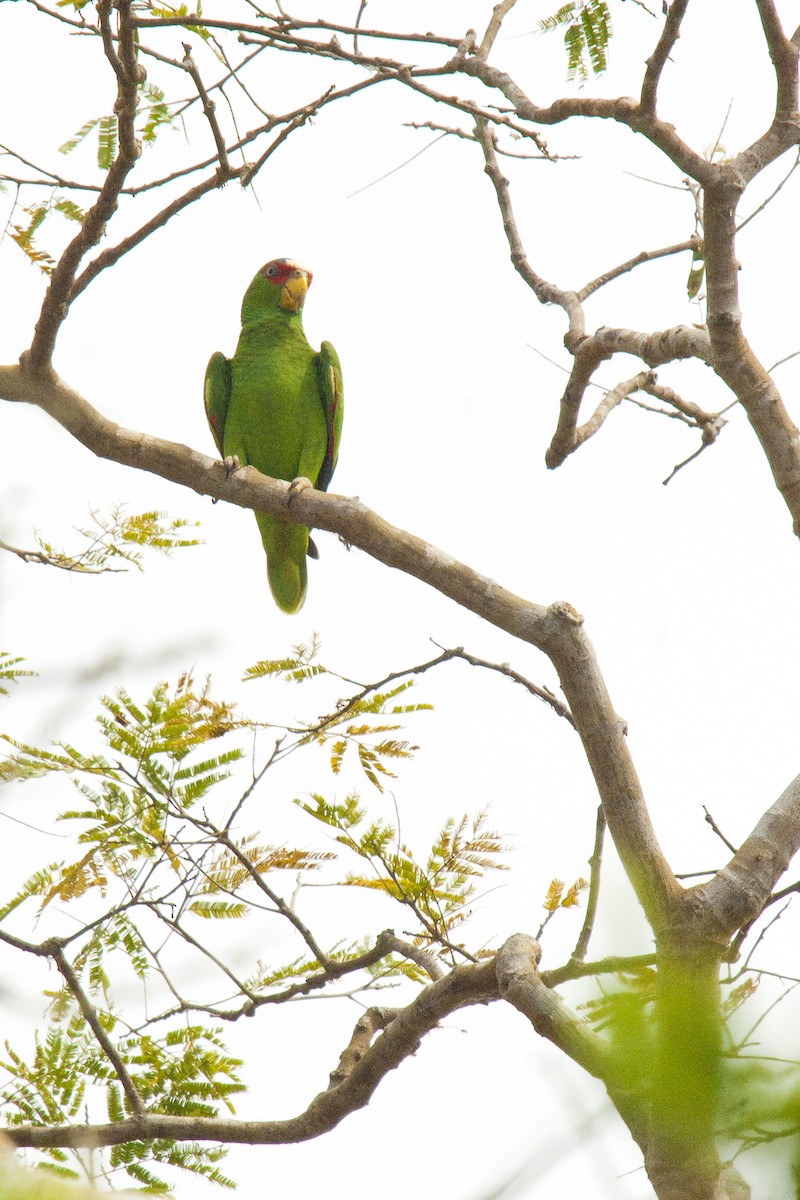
(243, 635, 326, 684)
(12, 505, 201, 574)
(539, 0, 612, 82)
(2, 1016, 241, 1190)
(537, 874, 589, 936)
(4, 187, 86, 274)
(298, 795, 509, 947)
(0, 648, 489, 1183)
(0, 652, 35, 697)
(147, 2, 214, 45)
(139, 82, 178, 144)
(246, 640, 431, 791)
(8, 204, 56, 274)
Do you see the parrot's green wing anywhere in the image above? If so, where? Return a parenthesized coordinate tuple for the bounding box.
(314, 340, 343, 493)
(204, 352, 231, 457)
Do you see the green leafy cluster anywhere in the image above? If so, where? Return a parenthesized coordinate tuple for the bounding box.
(7, 58, 180, 272)
(579, 968, 800, 1169)
(7, 198, 85, 275)
(298, 794, 508, 946)
(245, 640, 432, 792)
(0, 652, 34, 697)
(147, 2, 214, 45)
(59, 78, 180, 167)
(21, 506, 201, 574)
(2, 1014, 240, 1190)
(0, 653, 505, 1185)
(539, 0, 612, 82)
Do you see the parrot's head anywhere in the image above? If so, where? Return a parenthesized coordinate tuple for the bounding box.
(241, 258, 313, 323)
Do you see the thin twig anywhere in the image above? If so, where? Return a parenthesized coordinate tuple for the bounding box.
(737, 147, 800, 234)
(54, 947, 145, 1118)
(572, 806, 606, 963)
(347, 132, 449, 198)
(181, 44, 230, 172)
(0, 537, 124, 573)
(702, 806, 738, 855)
(578, 237, 699, 301)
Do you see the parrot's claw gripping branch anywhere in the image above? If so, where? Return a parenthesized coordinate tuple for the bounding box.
(287, 476, 315, 505)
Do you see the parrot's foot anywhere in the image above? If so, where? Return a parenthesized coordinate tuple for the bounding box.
(287, 476, 313, 506)
(307, 536, 320, 560)
(224, 454, 241, 476)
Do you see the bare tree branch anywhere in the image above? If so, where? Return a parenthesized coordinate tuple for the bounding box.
(3, 956, 500, 1150)
(28, 0, 143, 372)
(0, 363, 681, 933)
(640, 0, 690, 115)
(53, 947, 145, 1119)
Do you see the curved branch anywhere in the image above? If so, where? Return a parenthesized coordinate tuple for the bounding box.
(496, 934, 649, 1149)
(4, 956, 500, 1150)
(475, 118, 583, 329)
(546, 325, 712, 468)
(640, 0, 690, 115)
(755, 0, 799, 119)
(578, 237, 699, 302)
(460, 56, 716, 184)
(0, 364, 681, 932)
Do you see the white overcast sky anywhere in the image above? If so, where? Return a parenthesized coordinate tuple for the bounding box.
(2, 2, 800, 1197)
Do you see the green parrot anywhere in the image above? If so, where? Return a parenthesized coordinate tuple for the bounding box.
(204, 259, 343, 613)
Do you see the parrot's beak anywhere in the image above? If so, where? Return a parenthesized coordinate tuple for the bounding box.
(279, 268, 311, 313)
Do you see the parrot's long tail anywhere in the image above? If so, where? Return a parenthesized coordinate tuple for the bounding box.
(256, 513, 309, 614)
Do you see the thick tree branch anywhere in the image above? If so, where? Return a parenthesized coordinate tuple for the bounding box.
(28, 0, 142, 372)
(0, 363, 680, 933)
(696, 772, 800, 940)
(496, 935, 609, 1076)
(496, 934, 650, 1151)
(640, 0, 690, 115)
(755, 0, 799, 118)
(547, 326, 712, 468)
(702, 177, 800, 534)
(476, 0, 518, 61)
(4, 956, 500, 1149)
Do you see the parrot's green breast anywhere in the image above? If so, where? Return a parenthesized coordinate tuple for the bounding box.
(224, 318, 327, 483)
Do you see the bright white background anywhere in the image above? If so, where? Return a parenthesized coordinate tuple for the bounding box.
(2, 2, 800, 1196)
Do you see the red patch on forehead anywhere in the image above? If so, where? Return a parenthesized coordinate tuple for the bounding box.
(260, 259, 312, 286)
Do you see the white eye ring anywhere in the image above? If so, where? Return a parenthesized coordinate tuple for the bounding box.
(266, 265, 277, 277)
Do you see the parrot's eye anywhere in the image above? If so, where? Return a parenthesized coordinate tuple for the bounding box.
(265, 264, 277, 277)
